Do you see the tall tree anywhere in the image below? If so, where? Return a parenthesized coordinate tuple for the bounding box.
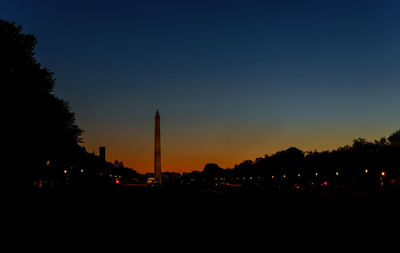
(1, 20, 83, 185)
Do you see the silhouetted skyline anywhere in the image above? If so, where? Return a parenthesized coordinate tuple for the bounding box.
(2, 17, 400, 198)
(3, 0, 400, 173)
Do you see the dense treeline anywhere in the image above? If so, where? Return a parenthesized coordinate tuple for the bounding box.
(1, 20, 82, 158)
(199, 131, 400, 193)
(1, 19, 85, 189)
(1, 19, 143, 191)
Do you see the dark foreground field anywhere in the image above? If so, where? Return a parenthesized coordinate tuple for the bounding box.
(27, 185, 400, 217)
(6, 186, 398, 249)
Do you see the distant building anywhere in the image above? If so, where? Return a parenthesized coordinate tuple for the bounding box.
(147, 177, 155, 184)
(99, 146, 105, 161)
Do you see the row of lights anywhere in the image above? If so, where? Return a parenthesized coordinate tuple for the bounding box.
(269, 169, 386, 179)
(212, 171, 388, 188)
(215, 176, 262, 181)
(64, 169, 85, 174)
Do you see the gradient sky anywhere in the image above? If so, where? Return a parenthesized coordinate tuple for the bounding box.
(3, 0, 400, 173)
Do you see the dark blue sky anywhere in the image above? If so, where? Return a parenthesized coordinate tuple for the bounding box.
(3, 0, 400, 172)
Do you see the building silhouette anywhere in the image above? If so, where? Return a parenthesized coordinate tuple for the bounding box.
(99, 146, 105, 161)
(154, 110, 162, 183)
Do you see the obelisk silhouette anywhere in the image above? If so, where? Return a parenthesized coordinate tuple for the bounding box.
(154, 110, 161, 183)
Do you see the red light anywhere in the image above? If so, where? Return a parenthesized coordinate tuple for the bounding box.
(115, 180, 120, 184)
(323, 181, 328, 186)
(296, 186, 300, 189)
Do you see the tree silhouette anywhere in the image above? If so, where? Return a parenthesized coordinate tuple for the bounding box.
(388, 130, 400, 147)
(1, 19, 82, 188)
(203, 163, 222, 178)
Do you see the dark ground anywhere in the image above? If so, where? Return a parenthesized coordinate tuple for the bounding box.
(5, 186, 398, 250)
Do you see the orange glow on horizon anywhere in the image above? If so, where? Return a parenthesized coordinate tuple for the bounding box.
(85, 139, 357, 174)
(81, 123, 395, 174)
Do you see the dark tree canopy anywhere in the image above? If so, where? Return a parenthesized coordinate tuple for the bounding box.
(203, 163, 221, 172)
(202, 163, 223, 178)
(1, 20, 82, 172)
(388, 130, 400, 147)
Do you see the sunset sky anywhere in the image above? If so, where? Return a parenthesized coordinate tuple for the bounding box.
(3, 0, 400, 173)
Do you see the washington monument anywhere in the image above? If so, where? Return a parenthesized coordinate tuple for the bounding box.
(154, 110, 162, 183)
